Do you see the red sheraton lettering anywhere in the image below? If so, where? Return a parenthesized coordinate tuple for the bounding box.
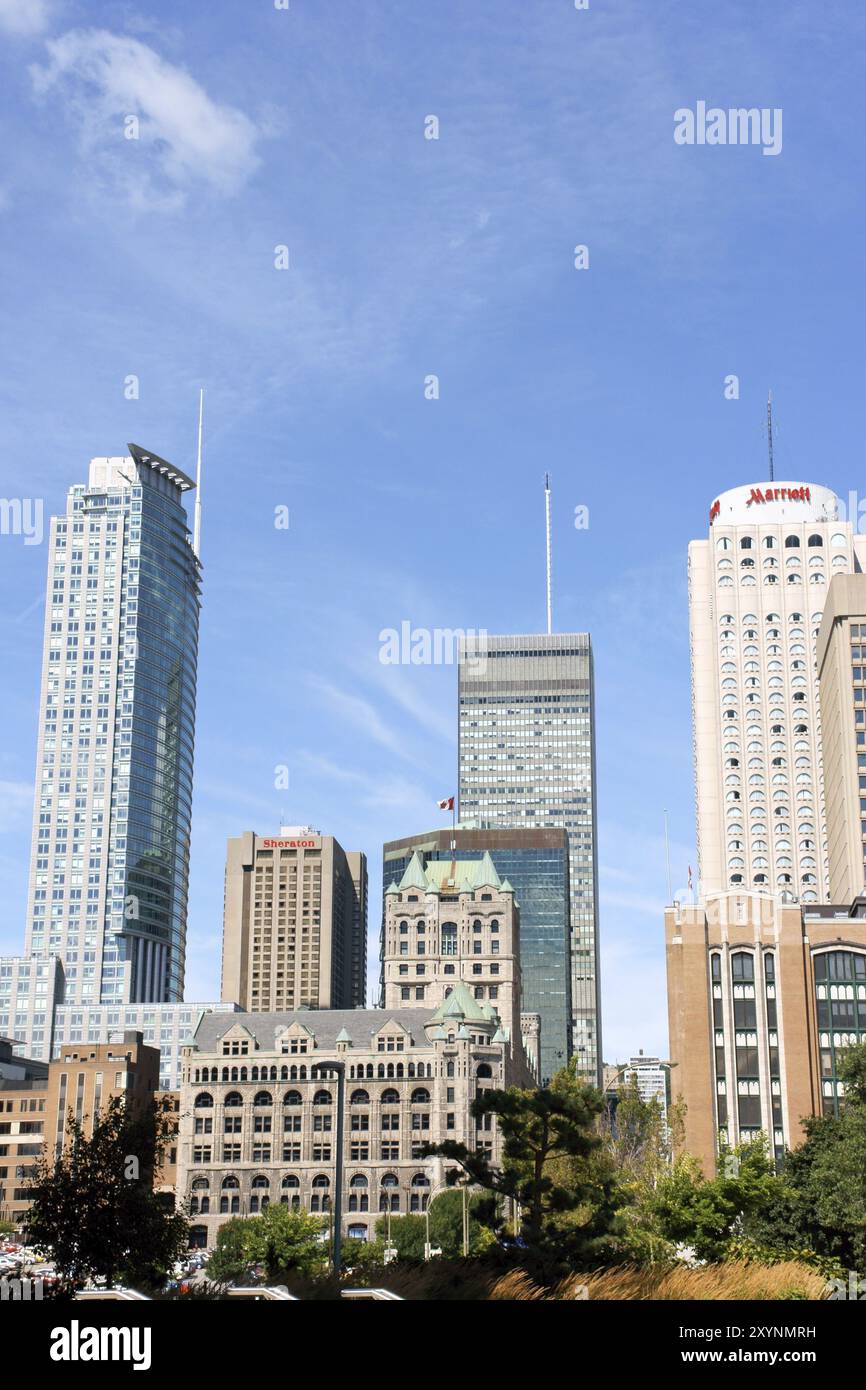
(261, 839, 317, 848)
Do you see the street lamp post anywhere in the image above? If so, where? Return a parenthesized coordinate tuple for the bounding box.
(311, 1059, 346, 1276)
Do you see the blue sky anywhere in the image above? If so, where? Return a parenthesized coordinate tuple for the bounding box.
(0, 0, 864, 1063)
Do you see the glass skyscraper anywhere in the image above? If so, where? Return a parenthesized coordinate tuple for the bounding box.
(23, 445, 201, 1011)
(382, 827, 571, 1083)
(457, 633, 601, 1081)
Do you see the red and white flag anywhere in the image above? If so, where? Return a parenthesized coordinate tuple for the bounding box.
(437, 796, 455, 811)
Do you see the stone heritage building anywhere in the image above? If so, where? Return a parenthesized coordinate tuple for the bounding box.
(177, 851, 538, 1246)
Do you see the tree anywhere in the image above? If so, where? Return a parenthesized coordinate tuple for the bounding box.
(423, 1060, 624, 1273)
(375, 1212, 427, 1262)
(645, 1137, 788, 1263)
(24, 1095, 187, 1290)
(766, 1044, 866, 1271)
(206, 1217, 251, 1285)
(207, 1205, 327, 1285)
(245, 1203, 328, 1281)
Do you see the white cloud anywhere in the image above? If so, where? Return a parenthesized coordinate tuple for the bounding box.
(0, 0, 51, 36)
(306, 676, 410, 763)
(0, 780, 33, 833)
(29, 28, 260, 202)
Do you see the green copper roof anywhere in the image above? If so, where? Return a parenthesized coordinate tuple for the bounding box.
(429, 980, 491, 1025)
(384, 880, 400, 896)
(335, 1027, 352, 1044)
(398, 851, 430, 891)
(405, 853, 504, 894)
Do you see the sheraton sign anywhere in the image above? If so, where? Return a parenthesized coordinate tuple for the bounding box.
(709, 485, 811, 524)
(261, 838, 318, 849)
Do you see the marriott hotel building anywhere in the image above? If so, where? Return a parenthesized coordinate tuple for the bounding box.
(689, 481, 866, 902)
(668, 480, 866, 1170)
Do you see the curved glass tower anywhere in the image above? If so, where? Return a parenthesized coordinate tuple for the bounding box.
(24, 445, 201, 1006)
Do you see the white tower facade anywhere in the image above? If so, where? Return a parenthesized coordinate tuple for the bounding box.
(689, 481, 866, 902)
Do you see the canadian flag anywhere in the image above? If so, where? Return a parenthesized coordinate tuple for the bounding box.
(437, 796, 455, 811)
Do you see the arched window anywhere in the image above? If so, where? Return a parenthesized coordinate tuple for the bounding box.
(410, 1174, 431, 1211)
(350, 1089, 369, 1106)
(220, 1175, 240, 1214)
(224, 1091, 243, 1108)
(441, 922, 457, 956)
(194, 1092, 213, 1109)
(313, 1089, 332, 1106)
(283, 1089, 302, 1106)
(281, 1174, 301, 1208)
(311, 1174, 331, 1212)
(253, 1090, 273, 1107)
(381, 1088, 400, 1105)
(785, 535, 801, 548)
(349, 1174, 369, 1212)
(379, 1173, 400, 1212)
(250, 1175, 270, 1212)
(808, 533, 823, 547)
(476, 1063, 493, 1079)
(410, 1087, 430, 1104)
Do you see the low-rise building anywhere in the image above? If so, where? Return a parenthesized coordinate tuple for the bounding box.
(0, 1031, 161, 1229)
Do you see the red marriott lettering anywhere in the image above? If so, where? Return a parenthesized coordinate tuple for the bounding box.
(746, 485, 811, 507)
(262, 839, 318, 848)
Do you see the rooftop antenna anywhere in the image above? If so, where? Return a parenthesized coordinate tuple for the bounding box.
(766, 391, 775, 483)
(663, 810, 673, 904)
(544, 472, 552, 634)
(193, 387, 204, 558)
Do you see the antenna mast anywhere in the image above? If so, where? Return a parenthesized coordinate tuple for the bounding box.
(544, 473, 552, 635)
(193, 388, 204, 558)
(767, 391, 775, 483)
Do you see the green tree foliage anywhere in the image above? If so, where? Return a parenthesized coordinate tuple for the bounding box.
(424, 1059, 624, 1274)
(374, 1190, 497, 1262)
(642, 1139, 781, 1263)
(764, 1044, 866, 1271)
(207, 1204, 327, 1284)
(24, 1095, 187, 1290)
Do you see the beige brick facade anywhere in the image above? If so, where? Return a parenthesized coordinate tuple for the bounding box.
(666, 890, 866, 1173)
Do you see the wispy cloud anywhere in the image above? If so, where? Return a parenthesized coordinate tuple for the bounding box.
(0, 779, 33, 832)
(29, 28, 261, 205)
(306, 675, 415, 763)
(0, 0, 52, 36)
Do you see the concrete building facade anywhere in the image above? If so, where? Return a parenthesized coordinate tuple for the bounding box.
(457, 633, 601, 1081)
(220, 829, 367, 1012)
(689, 481, 866, 903)
(816, 572, 866, 903)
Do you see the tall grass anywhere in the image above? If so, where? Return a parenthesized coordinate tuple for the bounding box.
(360, 1258, 826, 1302)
